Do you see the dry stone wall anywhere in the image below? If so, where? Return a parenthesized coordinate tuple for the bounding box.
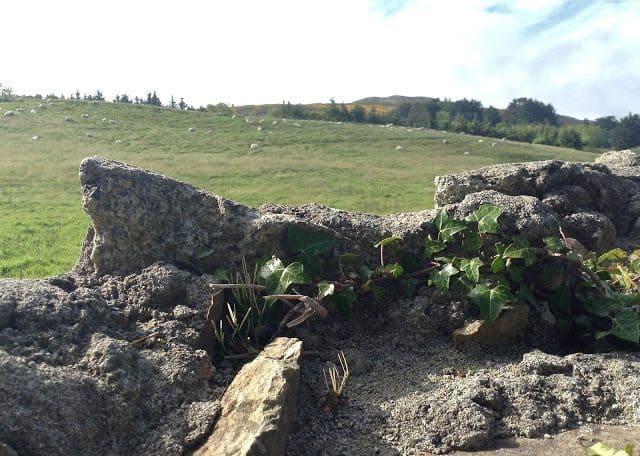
(0, 152, 638, 455)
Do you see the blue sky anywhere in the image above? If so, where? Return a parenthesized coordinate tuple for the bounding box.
(3, 0, 639, 119)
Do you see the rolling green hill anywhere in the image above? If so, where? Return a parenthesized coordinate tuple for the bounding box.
(0, 99, 599, 277)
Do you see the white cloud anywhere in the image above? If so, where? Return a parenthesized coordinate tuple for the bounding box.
(2, 0, 638, 118)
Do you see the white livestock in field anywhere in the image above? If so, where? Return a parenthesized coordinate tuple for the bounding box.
(3, 111, 15, 117)
(478, 139, 484, 143)
(81, 113, 89, 119)
(188, 127, 196, 132)
(64, 115, 75, 123)
(108, 119, 117, 125)
(491, 142, 496, 147)
(30, 109, 36, 114)
(32, 135, 39, 140)
(442, 139, 448, 144)
(395, 145, 404, 151)
(16, 108, 24, 113)
(249, 143, 261, 151)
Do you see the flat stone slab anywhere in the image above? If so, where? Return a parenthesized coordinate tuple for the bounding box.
(195, 337, 303, 456)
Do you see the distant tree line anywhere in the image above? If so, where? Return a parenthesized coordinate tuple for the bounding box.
(2, 82, 638, 150)
(270, 97, 640, 151)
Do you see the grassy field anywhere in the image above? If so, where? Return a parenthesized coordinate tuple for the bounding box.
(0, 100, 600, 278)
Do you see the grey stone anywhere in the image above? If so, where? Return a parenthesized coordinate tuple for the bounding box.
(520, 350, 573, 376)
(562, 211, 617, 252)
(76, 157, 436, 276)
(434, 153, 640, 247)
(595, 149, 640, 170)
(449, 190, 561, 244)
(453, 303, 530, 349)
(194, 337, 303, 456)
(0, 274, 220, 456)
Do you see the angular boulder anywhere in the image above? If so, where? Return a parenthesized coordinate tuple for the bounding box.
(76, 157, 435, 276)
(194, 337, 303, 456)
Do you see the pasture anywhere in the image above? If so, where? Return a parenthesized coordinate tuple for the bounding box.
(0, 100, 599, 277)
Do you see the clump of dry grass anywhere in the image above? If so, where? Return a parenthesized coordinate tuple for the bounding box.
(322, 351, 350, 411)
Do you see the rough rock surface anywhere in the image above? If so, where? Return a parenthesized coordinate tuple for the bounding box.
(286, 302, 640, 455)
(0, 264, 227, 455)
(1, 153, 639, 456)
(76, 156, 435, 276)
(76, 153, 639, 280)
(435, 153, 640, 251)
(195, 337, 303, 456)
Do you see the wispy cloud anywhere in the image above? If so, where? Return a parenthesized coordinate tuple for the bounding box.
(370, 0, 413, 16)
(524, 1, 596, 36)
(485, 2, 513, 14)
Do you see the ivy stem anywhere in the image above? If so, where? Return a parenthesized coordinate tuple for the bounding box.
(209, 283, 266, 290)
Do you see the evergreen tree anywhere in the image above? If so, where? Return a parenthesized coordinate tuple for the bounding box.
(484, 106, 502, 126)
(351, 105, 366, 123)
(504, 97, 558, 125)
(611, 113, 640, 149)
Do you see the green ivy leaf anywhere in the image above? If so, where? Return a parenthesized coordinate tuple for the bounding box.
(612, 311, 640, 343)
(358, 265, 373, 281)
(462, 231, 483, 251)
(544, 236, 566, 254)
(459, 257, 483, 284)
(610, 265, 636, 290)
(597, 248, 626, 267)
(631, 250, 640, 273)
(465, 204, 503, 234)
(259, 257, 309, 295)
(507, 264, 525, 283)
(428, 263, 459, 292)
(599, 311, 640, 344)
(424, 234, 447, 258)
(440, 220, 468, 242)
(434, 210, 468, 242)
(384, 263, 404, 278)
(285, 225, 335, 275)
(338, 252, 360, 265)
(317, 281, 335, 300)
(373, 235, 403, 248)
(491, 256, 506, 273)
(585, 295, 616, 317)
(503, 243, 537, 267)
(468, 283, 514, 323)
